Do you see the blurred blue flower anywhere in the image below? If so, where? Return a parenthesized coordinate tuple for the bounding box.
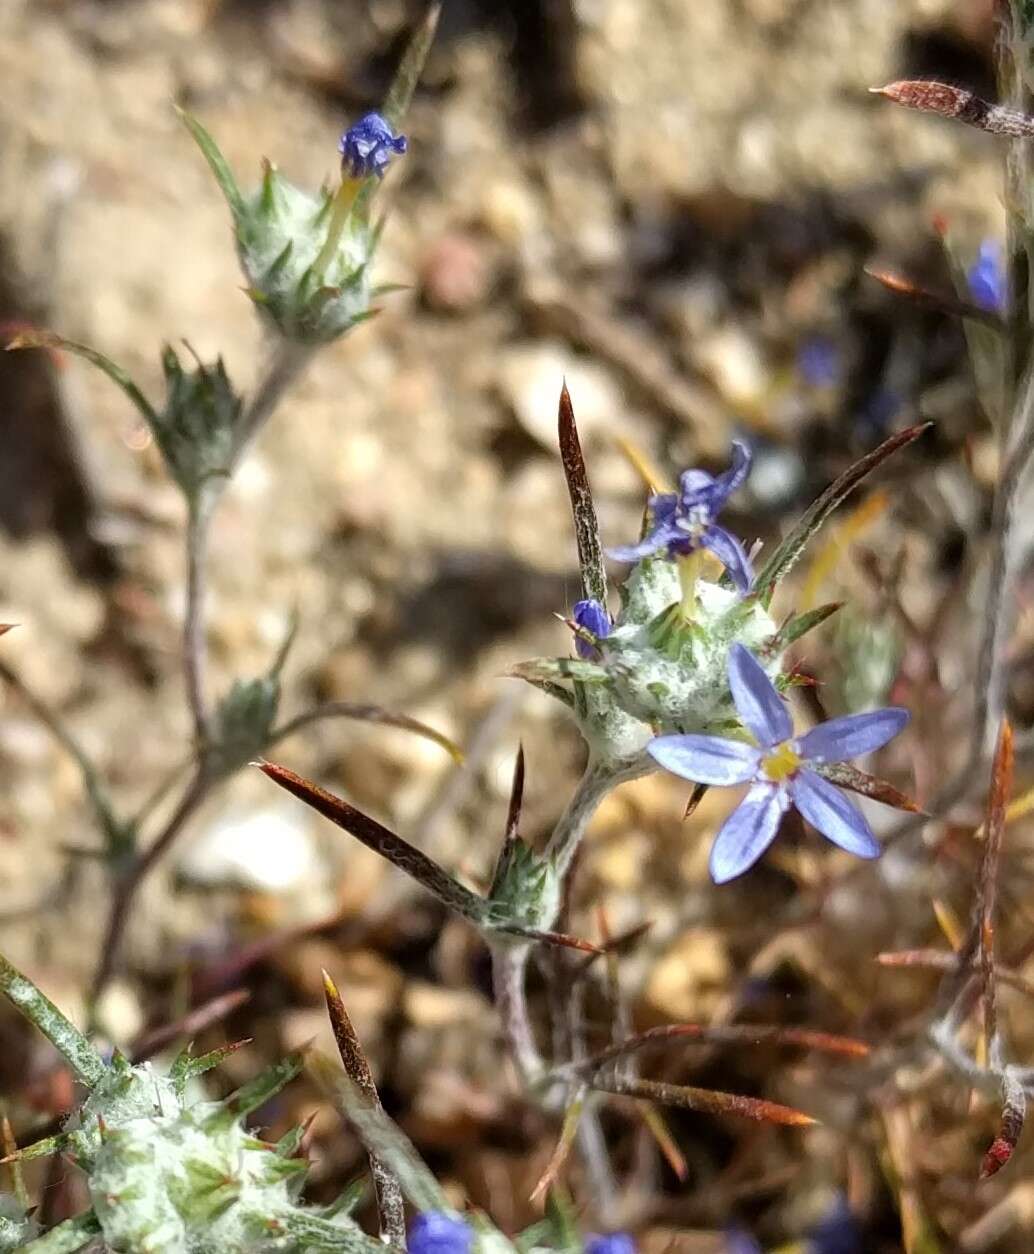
(797, 335, 842, 388)
(607, 441, 754, 593)
(967, 238, 1006, 314)
(648, 643, 909, 882)
(585, 1235, 636, 1254)
(572, 597, 611, 659)
(724, 1230, 763, 1254)
(339, 112, 408, 180)
(408, 1212, 473, 1254)
(808, 1195, 863, 1254)
(855, 387, 900, 441)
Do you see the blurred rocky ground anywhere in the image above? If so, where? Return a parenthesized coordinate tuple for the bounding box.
(0, 0, 1022, 1248)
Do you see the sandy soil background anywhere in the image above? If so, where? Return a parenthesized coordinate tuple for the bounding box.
(0, 1, 1024, 1249)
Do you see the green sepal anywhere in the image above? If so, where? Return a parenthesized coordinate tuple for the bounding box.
(761, 601, 843, 655)
(169, 1039, 250, 1093)
(20, 1210, 101, 1253)
(486, 839, 561, 936)
(220, 1053, 304, 1120)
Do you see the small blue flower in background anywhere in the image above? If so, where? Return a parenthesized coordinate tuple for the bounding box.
(648, 643, 908, 883)
(808, 1195, 863, 1254)
(797, 335, 842, 388)
(572, 597, 611, 659)
(339, 112, 408, 180)
(607, 441, 754, 593)
(967, 238, 1006, 313)
(723, 1229, 762, 1254)
(854, 386, 900, 441)
(408, 1212, 473, 1254)
(585, 1234, 636, 1254)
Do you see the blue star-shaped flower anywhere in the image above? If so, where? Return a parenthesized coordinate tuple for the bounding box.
(607, 441, 754, 593)
(648, 643, 909, 883)
(338, 112, 408, 180)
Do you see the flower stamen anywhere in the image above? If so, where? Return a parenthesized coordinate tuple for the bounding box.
(761, 741, 802, 782)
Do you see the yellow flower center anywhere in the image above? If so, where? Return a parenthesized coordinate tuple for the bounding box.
(761, 741, 801, 782)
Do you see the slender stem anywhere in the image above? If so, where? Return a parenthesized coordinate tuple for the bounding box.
(491, 943, 543, 1085)
(545, 758, 643, 878)
(971, 366, 1034, 762)
(576, 1105, 621, 1227)
(184, 491, 215, 746)
(228, 339, 316, 475)
(88, 767, 213, 1016)
(0, 657, 122, 852)
(90, 339, 321, 1012)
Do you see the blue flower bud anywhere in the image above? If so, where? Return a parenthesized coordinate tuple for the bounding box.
(572, 597, 611, 659)
(967, 238, 1006, 313)
(339, 112, 408, 181)
(585, 1234, 636, 1254)
(408, 1212, 473, 1254)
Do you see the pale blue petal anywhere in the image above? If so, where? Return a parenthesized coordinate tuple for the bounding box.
(791, 769, 880, 859)
(797, 708, 909, 764)
(709, 438, 752, 507)
(728, 643, 791, 747)
(678, 468, 717, 506)
(701, 525, 754, 593)
(607, 496, 680, 562)
(709, 782, 789, 883)
(648, 734, 761, 785)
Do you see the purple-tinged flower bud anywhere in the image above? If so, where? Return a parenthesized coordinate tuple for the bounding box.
(408, 1212, 473, 1254)
(968, 238, 1006, 313)
(585, 1234, 636, 1254)
(572, 598, 611, 659)
(338, 112, 408, 180)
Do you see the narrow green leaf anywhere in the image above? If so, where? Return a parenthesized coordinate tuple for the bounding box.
(508, 657, 605, 687)
(309, 1052, 449, 1213)
(0, 954, 106, 1087)
(322, 970, 405, 1246)
(273, 1208, 387, 1253)
(0, 1132, 71, 1165)
(381, 3, 442, 131)
(762, 602, 843, 655)
(753, 423, 932, 606)
(223, 1051, 303, 1118)
(268, 700, 463, 764)
(170, 1038, 251, 1090)
(558, 381, 607, 605)
(508, 671, 575, 709)
(5, 331, 157, 426)
(21, 1211, 101, 1253)
(176, 107, 246, 220)
(258, 762, 489, 923)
